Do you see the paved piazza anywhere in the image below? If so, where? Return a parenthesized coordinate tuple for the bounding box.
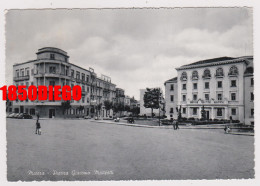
(7, 118, 254, 181)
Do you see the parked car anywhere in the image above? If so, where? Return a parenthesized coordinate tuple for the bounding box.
(84, 116, 91, 119)
(114, 117, 120, 122)
(12, 113, 20, 118)
(7, 113, 16, 118)
(17, 113, 33, 119)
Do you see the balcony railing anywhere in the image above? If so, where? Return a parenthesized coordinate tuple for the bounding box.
(14, 75, 30, 81)
(202, 75, 211, 79)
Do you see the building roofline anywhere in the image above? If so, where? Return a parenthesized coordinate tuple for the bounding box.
(164, 77, 177, 85)
(13, 60, 37, 66)
(176, 58, 250, 70)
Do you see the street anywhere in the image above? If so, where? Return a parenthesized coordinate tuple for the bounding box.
(7, 118, 254, 181)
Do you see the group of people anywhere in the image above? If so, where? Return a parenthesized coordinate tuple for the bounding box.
(170, 118, 179, 130)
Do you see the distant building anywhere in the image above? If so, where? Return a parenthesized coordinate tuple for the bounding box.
(164, 77, 178, 119)
(12, 47, 116, 118)
(164, 56, 253, 125)
(243, 59, 254, 125)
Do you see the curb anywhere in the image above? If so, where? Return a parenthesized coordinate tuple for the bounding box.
(91, 120, 255, 136)
(227, 132, 254, 136)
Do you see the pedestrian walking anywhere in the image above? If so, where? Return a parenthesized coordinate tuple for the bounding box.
(176, 120, 179, 130)
(170, 118, 175, 130)
(229, 116, 233, 124)
(36, 111, 40, 121)
(35, 120, 41, 135)
(224, 125, 227, 133)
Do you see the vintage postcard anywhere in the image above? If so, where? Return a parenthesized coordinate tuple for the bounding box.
(0, 1, 258, 185)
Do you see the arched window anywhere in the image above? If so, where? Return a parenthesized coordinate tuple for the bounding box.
(192, 71, 199, 80)
(229, 66, 238, 76)
(181, 72, 187, 81)
(216, 68, 224, 77)
(203, 69, 211, 78)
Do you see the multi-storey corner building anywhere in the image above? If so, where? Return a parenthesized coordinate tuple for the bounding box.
(164, 77, 178, 120)
(12, 47, 116, 118)
(170, 56, 253, 125)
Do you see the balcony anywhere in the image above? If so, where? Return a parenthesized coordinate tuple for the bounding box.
(76, 78, 81, 83)
(215, 74, 224, 78)
(81, 80, 88, 84)
(214, 100, 224, 103)
(14, 75, 30, 81)
(202, 75, 211, 79)
(82, 90, 86, 95)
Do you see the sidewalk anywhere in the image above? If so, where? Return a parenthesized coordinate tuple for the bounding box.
(91, 120, 254, 136)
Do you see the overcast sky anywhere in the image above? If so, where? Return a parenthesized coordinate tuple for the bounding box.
(5, 8, 253, 100)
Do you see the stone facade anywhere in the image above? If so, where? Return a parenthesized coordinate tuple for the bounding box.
(169, 56, 254, 125)
(12, 47, 116, 118)
(164, 77, 178, 119)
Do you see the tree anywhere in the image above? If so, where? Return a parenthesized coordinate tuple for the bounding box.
(124, 105, 130, 112)
(130, 106, 140, 116)
(201, 105, 206, 120)
(143, 88, 161, 117)
(104, 100, 113, 116)
(78, 105, 84, 115)
(112, 102, 124, 116)
(104, 100, 113, 111)
(61, 101, 71, 116)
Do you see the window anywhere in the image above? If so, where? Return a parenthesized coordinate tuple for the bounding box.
(192, 71, 199, 80)
(217, 93, 222, 101)
(231, 108, 236, 115)
(193, 83, 197, 90)
(26, 68, 29, 76)
(76, 71, 80, 79)
(231, 93, 236, 101)
(181, 72, 187, 81)
(50, 53, 55, 60)
(203, 69, 211, 78)
(82, 96, 85, 103)
(86, 75, 89, 82)
(49, 66, 56, 74)
(205, 82, 209, 89)
(71, 69, 74, 78)
(49, 81, 55, 86)
(170, 108, 174, 113)
(170, 95, 174, 102)
(16, 70, 19, 77)
(21, 69, 24, 76)
(182, 95, 186, 102)
(82, 73, 85, 80)
(193, 108, 197, 115)
(231, 80, 236, 87)
(217, 81, 222, 88)
(182, 84, 186, 90)
(170, 84, 174, 91)
(205, 94, 209, 100)
(229, 66, 238, 76)
(193, 94, 197, 101)
(216, 68, 224, 77)
(251, 109, 254, 116)
(87, 87, 89, 93)
(217, 108, 222, 116)
(251, 78, 254, 86)
(251, 92, 254, 101)
(82, 85, 85, 92)
(183, 108, 186, 114)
